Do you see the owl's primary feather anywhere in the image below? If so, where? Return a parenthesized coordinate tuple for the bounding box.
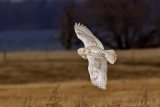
(74, 23, 104, 49)
(74, 23, 117, 90)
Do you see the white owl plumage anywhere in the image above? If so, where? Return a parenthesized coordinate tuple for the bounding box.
(74, 23, 117, 90)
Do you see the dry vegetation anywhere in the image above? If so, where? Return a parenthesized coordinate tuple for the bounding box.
(0, 79, 160, 107)
(0, 49, 160, 107)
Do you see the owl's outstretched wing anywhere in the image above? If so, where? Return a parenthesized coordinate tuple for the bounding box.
(74, 23, 104, 49)
(87, 56, 107, 90)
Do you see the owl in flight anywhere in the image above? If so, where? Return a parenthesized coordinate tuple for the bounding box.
(74, 23, 117, 90)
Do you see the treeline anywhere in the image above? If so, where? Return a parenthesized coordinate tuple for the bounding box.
(0, 1, 65, 30)
(1, 0, 160, 49)
(59, 0, 160, 49)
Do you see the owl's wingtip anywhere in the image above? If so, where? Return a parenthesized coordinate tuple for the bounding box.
(97, 83, 107, 90)
(75, 22, 78, 25)
(99, 86, 106, 90)
(74, 22, 77, 26)
(74, 22, 80, 29)
(74, 22, 86, 29)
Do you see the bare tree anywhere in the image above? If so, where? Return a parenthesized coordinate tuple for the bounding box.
(154, 10, 160, 47)
(58, 0, 160, 49)
(59, 0, 76, 50)
(82, 0, 158, 49)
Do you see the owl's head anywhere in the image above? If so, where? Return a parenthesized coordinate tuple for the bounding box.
(77, 48, 86, 56)
(77, 48, 87, 59)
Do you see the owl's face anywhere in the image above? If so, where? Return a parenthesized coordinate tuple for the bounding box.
(77, 48, 86, 56)
(78, 48, 89, 59)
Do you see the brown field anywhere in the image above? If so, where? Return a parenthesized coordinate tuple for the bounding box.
(0, 49, 160, 107)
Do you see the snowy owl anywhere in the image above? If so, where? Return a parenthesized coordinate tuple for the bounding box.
(74, 23, 117, 90)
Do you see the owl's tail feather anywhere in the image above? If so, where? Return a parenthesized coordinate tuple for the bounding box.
(105, 50, 117, 64)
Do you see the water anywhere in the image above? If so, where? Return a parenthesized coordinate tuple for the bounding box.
(0, 30, 65, 52)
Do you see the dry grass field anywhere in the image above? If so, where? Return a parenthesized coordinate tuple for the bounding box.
(0, 49, 160, 107)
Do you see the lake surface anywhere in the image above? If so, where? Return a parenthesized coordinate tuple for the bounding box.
(0, 30, 65, 52)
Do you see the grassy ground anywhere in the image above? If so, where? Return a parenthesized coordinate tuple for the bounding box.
(0, 79, 160, 107)
(0, 49, 160, 106)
